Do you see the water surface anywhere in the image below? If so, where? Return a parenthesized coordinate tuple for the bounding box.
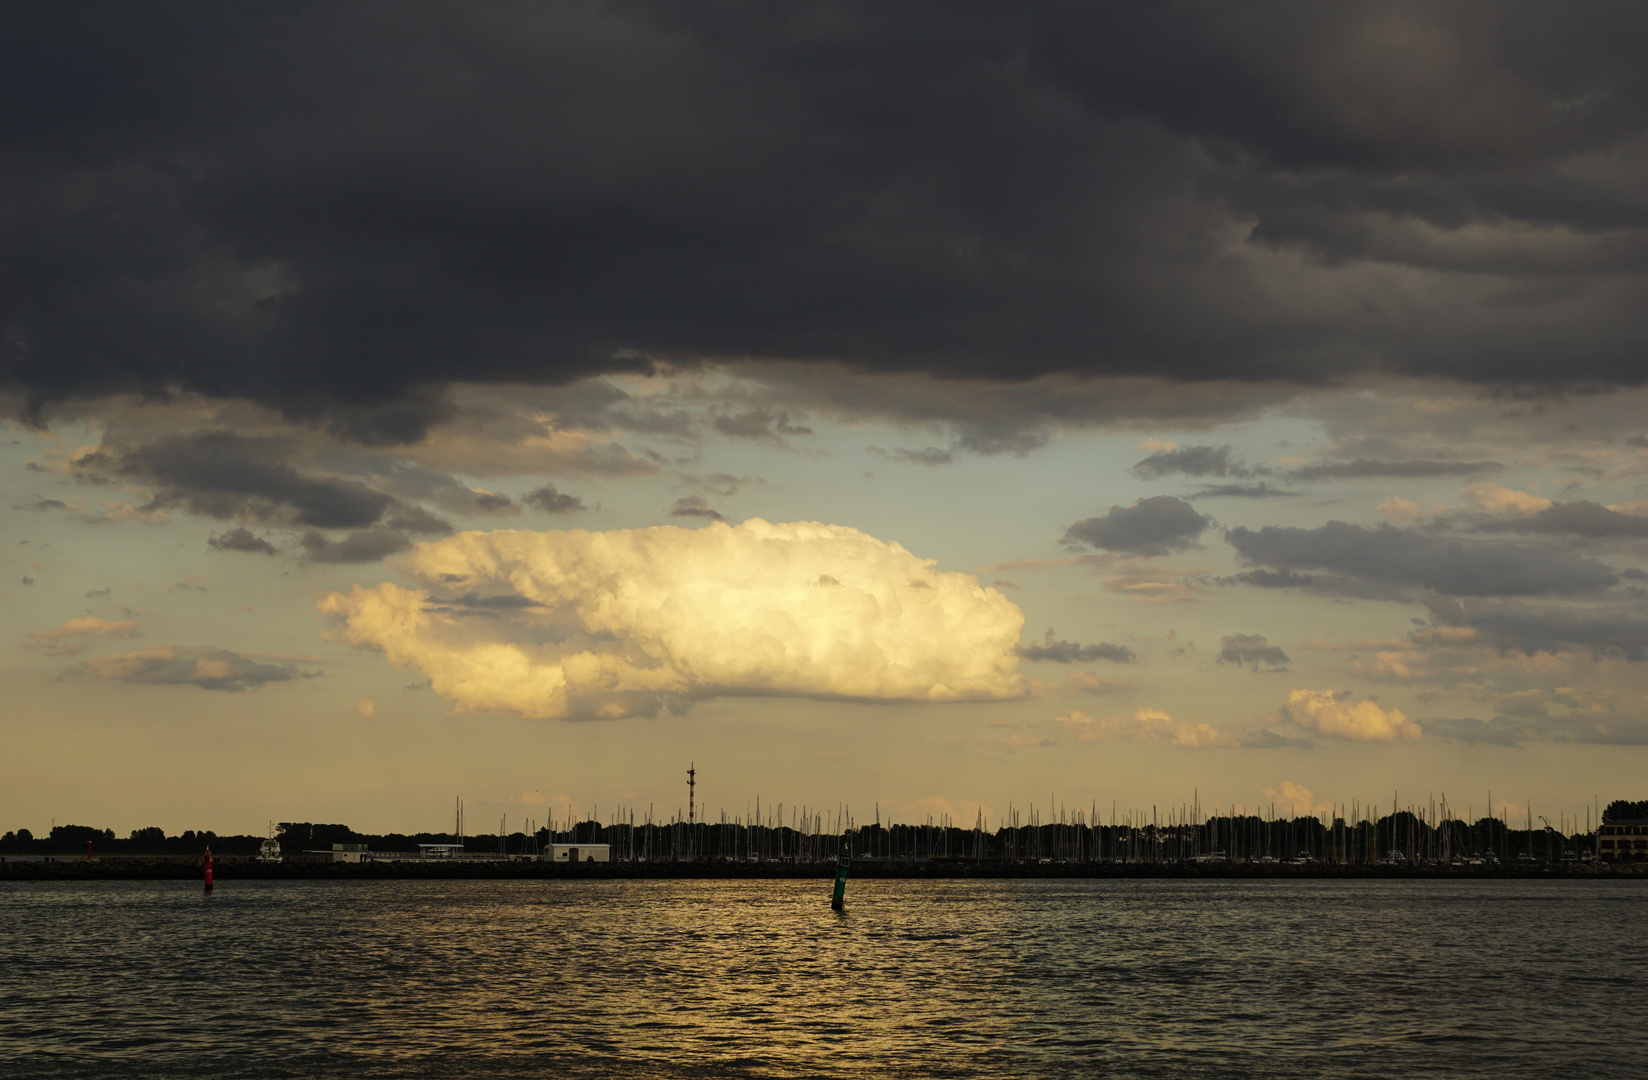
(1, 877, 1642, 1078)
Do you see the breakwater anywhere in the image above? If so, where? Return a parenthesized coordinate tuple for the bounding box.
(3, 856, 1639, 882)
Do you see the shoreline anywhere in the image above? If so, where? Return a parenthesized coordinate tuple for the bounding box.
(3, 858, 1643, 882)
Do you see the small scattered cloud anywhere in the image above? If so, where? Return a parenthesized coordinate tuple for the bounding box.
(1280, 689, 1422, 742)
(300, 527, 415, 564)
(1064, 496, 1209, 557)
(674, 472, 763, 497)
(80, 646, 304, 692)
(1099, 558, 1209, 604)
(1060, 671, 1145, 696)
(712, 409, 811, 443)
(1221, 568, 1315, 589)
(669, 496, 724, 521)
(1216, 633, 1291, 671)
(1421, 716, 1537, 747)
(1054, 707, 1256, 749)
(1463, 482, 1551, 517)
(23, 615, 140, 656)
(208, 527, 278, 555)
(1259, 781, 1331, 816)
(1226, 521, 1617, 598)
(1423, 597, 1648, 661)
(1474, 500, 1648, 539)
(1290, 459, 1503, 481)
(869, 445, 954, 467)
(523, 485, 587, 514)
(354, 698, 377, 719)
(73, 431, 397, 528)
(1132, 444, 1252, 479)
(1376, 497, 1423, 523)
(1018, 628, 1136, 664)
(1191, 483, 1296, 499)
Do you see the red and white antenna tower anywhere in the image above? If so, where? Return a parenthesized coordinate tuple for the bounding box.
(688, 762, 696, 826)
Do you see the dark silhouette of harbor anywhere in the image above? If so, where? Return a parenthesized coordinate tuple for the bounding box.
(6, 797, 1644, 880)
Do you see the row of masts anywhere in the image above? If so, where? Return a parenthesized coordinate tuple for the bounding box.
(449, 790, 1606, 864)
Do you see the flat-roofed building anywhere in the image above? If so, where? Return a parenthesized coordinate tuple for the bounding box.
(543, 843, 611, 863)
(302, 843, 371, 863)
(1598, 819, 1648, 861)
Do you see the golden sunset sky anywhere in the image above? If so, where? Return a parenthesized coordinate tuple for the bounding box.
(5, 4, 1647, 834)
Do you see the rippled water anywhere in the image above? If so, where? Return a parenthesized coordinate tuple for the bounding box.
(1, 877, 1643, 1078)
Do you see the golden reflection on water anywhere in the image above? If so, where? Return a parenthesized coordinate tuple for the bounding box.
(1, 877, 1644, 1078)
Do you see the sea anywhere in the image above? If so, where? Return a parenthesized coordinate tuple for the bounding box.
(1, 877, 1642, 1078)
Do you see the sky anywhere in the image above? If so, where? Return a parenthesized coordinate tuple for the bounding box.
(4, 2, 1648, 836)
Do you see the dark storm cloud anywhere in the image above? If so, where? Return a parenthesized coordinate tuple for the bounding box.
(1131, 445, 1247, 479)
(207, 527, 277, 555)
(1216, 633, 1291, 671)
(1474, 500, 1648, 539)
(1064, 497, 1209, 557)
(1226, 521, 1618, 597)
(522, 485, 586, 514)
(6, 3, 1648, 438)
(1288, 459, 1503, 481)
(1018, 630, 1136, 664)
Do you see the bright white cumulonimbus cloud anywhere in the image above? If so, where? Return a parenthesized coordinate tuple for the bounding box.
(318, 519, 1028, 720)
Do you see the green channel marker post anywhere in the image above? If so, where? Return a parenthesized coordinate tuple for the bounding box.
(830, 849, 851, 911)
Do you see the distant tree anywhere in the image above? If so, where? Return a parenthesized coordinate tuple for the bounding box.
(129, 827, 166, 848)
(49, 824, 112, 852)
(309, 824, 356, 848)
(1603, 800, 1648, 823)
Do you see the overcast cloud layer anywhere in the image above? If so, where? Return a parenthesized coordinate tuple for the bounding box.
(6, 2, 1648, 437)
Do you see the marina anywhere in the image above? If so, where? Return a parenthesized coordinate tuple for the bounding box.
(5, 792, 1642, 879)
